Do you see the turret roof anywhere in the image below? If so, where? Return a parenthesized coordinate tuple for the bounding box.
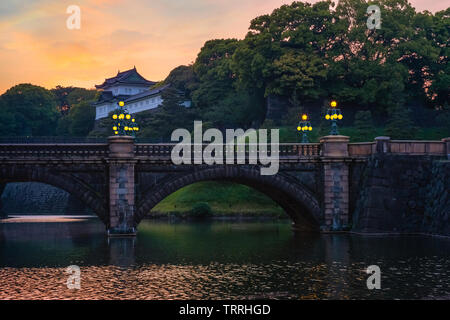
(95, 67, 155, 89)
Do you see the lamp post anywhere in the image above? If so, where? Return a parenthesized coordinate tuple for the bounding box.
(297, 114, 312, 143)
(325, 100, 342, 135)
(112, 101, 139, 137)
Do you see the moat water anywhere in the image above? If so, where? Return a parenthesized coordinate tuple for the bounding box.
(0, 217, 449, 300)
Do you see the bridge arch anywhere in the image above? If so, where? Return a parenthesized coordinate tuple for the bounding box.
(0, 166, 108, 223)
(135, 166, 321, 231)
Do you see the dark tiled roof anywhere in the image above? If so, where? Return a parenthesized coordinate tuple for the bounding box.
(92, 84, 170, 106)
(92, 92, 129, 106)
(95, 67, 156, 89)
(124, 84, 170, 103)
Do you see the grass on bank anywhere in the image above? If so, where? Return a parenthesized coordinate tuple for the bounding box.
(150, 181, 285, 218)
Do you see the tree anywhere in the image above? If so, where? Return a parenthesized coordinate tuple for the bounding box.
(384, 105, 416, 139)
(164, 65, 198, 97)
(56, 116, 72, 136)
(232, 1, 338, 101)
(318, 101, 331, 137)
(436, 102, 450, 129)
(203, 90, 262, 129)
(52, 85, 76, 115)
(353, 110, 375, 142)
(68, 101, 96, 136)
(191, 39, 240, 111)
(66, 88, 97, 106)
(52, 86, 98, 115)
(138, 86, 196, 140)
(0, 84, 59, 136)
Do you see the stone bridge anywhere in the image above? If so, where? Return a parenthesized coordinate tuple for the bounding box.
(0, 136, 448, 236)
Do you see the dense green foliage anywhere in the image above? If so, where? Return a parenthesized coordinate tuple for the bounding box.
(353, 111, 376, 141)
(55, 87, 98, 136)
(138, 86, 196, 139)
(0, 84, 59, 136)
(384, 104, 417, 139)
(0, 84, 97, 137)
(190, 202, 213, 219)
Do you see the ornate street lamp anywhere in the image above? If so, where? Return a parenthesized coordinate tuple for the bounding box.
(297, 114, 312, 143)
(112, 101, 139, 137)
(325, 100, 342, 135)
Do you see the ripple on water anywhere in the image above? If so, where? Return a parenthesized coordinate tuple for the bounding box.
(0, 220, 449, 300)
(0, 258, 449, 300)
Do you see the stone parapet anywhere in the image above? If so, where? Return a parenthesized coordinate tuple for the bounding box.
(443, 137, 450, 160)
(108, 136, 135, 158)
(319, 135, 349, 158)
(375, 136, 390, 154)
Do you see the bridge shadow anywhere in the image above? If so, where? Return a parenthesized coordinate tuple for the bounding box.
(0, 166, 108, 223)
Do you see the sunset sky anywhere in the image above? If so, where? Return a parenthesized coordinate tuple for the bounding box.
(0, 0, 448, 94)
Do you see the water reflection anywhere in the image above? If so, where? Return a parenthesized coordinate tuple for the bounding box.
(108, 237, 135, 267)
(0, 218, 449, 299)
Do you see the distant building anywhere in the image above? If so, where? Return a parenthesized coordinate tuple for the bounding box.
(92, 67, 189, 120)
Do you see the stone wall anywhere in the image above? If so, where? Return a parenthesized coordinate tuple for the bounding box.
(0, 182, 92, 215)
(322, 163, 349, 231)
(352, 155, 449, 236)
(422, 160, 450, 236)
(0, 183, 6, 217)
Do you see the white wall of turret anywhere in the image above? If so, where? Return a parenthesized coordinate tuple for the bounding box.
(95, 95, 163, 120)
(108, 84, 148, 96)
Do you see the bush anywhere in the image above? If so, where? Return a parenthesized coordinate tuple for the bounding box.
(190, 202, 213, 219)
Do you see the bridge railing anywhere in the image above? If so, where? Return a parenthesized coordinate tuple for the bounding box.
(348, 142, 376, 157)
(348, 138, 448, 157)
(135, 143, 322, 159)
(1, 138, 446, 161)
(0, 136, 107, 144)
(389, 140, 446, 155)
(0, 143, 109, 159)
(279, 143, 321, 157)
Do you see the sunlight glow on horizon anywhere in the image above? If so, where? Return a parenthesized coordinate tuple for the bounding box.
(0, 0, 448, 94)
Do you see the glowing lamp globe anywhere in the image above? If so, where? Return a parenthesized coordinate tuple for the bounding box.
(330, 101, 337, 108)
(119, 101, 125, 107)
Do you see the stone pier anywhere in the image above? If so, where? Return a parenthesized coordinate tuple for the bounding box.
(107, 136, 137, 236)
(320, 135, 350, 231)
